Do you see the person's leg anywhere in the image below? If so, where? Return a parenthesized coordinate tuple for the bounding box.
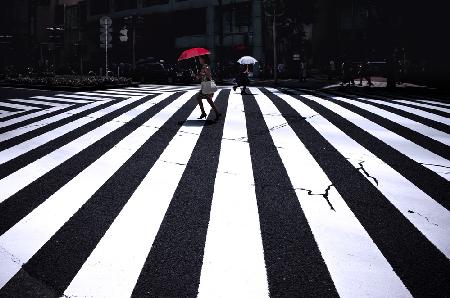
(205, 94, 221, 119)
(196, 92, 207, 118)
(241, 85, 247, 94)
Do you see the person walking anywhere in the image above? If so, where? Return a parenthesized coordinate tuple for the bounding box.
(196, 55, 221, 121)
(328, 59, 336, 80)
(233, 64, 250, 95)
(358, 61, 373, 86)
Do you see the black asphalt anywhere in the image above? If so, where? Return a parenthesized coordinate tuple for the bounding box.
(0, 86, 449, 297)
(263, 88, 450, 297)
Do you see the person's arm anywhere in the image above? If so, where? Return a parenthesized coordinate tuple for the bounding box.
(204, 66, 212, 80)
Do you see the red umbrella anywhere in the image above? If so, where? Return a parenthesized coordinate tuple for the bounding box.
(177, 47, 210, 61)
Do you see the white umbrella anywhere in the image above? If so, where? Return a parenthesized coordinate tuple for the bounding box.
(237, 56, 258, 64)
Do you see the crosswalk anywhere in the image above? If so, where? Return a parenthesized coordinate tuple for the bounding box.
(0, 85, 449, 297)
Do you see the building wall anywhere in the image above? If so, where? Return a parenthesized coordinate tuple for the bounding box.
(84, 0, 264, 71)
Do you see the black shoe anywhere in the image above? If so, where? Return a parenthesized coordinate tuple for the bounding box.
(233, 86, 237, 91)
(241, 90, 246, 95)
(197, 113, 207, 119)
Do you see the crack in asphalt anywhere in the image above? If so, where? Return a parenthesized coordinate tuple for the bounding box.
(356, 161, 379, 186)
(420, 163, 450, 170)
(294, 184, 336, 211)
(0, 244, 22, 265)
(407, 210, 439, 226)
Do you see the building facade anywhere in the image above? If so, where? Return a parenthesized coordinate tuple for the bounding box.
(83, 0, 264, 74)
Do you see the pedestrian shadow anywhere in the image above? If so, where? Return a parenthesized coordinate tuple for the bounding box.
(177, 119, 217, 126)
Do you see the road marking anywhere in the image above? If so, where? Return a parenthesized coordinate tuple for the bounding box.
(198, 90, 269, 298)
(302, 94, 450, 180)
(32, 96, 92, 104)
(0, 92, 194, 289)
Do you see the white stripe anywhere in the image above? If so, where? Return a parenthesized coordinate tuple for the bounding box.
(418, 99, 450, 108)
(358, 98, 450, 126)
(74, 92, 130, 98)
(0, 106, 70, 128)
(106, 88, 154, 93)
(268, 87, 450, 260)
(0, 111, 24, 119)
(0, 97, 135, 146)
(0, 91, 195, 289)
(32, 96, 92, 104)
(198, 91, 269, 298)
(89, 90, 150, 96)
(255, 88, 412, 297)
(302, 94, 450, 180)
(63, 90, 208, 297)
(394, 99, 450, 113)
(54, 94, 108, 101)
(0, 102, 38, 111)
(0, 92, 180, 203)
(5, 98, 70, 107)
(332, 96, 450, 146)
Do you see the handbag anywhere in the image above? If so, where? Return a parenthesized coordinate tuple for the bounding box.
(201, 80, 218, 94)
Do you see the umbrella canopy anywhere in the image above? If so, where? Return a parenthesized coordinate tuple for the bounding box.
(237, 56, 258, 64)
(178, 48, 210, 61)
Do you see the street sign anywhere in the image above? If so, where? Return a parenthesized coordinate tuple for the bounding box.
(99, 16, 112, 26)
(100, 43, 112, 48)
(100, 33, 112, 43)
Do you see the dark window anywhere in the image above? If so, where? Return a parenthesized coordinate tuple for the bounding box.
(173, 8, 206, 36)
(90, 0, 110, 15)
(55, 5, 65, 25)
(114, 0, 137, 11)
(143, 0, 169, 6)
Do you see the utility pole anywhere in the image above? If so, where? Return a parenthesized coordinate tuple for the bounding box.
(273, 10, 277, 83)
(264, 0, 284, 84)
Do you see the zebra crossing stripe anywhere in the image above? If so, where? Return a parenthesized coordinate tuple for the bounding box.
(198, 90, 269, 297)
(266, 88, 450, 259)
(418, 99, 450, 108)
(0, 93, 182, 239)
(356, 96, 450, 126)
(388, 99, 450, 117)
(397, 99, 450, 113)
(326, 96, 450, 160)
(264, 88, 450, 297)
(351, 96, 450, 134)
(0, 102, 39, 111)
(302, 94, 450, 180)
(0, 91, 200, 296)
(32, 95, 92, 104)
(0, 111, 24, 119)
(131, 90, 229, 297)
(0, 92, 192, 291)
(88, 90, 150, 97)
(54, 94, 110, 101)
(74, 91, 131, 98)
(284, 89, 450, 209)
(4, 98, 70, 108)
(107, 88, 155, 93)
(241, 90, 339, 296)
(0, 93, 172, 203)
(332, 96, 450, 146)
(0, 95, 154, 165)
(63, 91, 220, 298)
(253, 88, 412, 297)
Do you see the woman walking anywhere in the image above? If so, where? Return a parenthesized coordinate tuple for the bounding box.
(196, 55, 221, 121)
